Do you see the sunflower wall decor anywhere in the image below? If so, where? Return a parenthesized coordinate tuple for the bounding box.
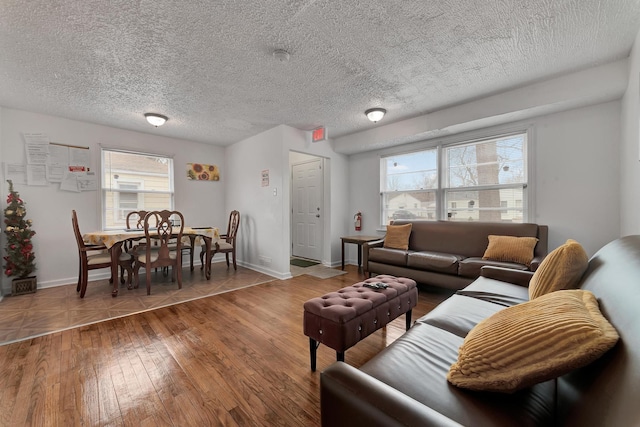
(187, 163, 220, 181)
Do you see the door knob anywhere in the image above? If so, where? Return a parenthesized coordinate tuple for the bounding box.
(316, 214, 320, 218)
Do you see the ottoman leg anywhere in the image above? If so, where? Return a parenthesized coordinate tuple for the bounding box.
(337, 351, 345, 362)
(406, 309, 413, 331)
(310, 337, 319, 372)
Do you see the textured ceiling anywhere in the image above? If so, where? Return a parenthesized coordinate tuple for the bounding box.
(1, 1, 640, 150)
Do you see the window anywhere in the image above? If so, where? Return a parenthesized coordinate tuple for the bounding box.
(380, 132, 528, 225)
(380, 149, 438, 224)
(444, 134, 526, 222)
(101, 149, 174, 229)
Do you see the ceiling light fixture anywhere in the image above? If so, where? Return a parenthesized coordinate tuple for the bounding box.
(273, 49, 290, 62)
(365, 108, 386, 123)
(144, 113, 168, 127)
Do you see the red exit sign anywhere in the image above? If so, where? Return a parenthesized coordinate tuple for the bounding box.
(312, 126, 326, 142)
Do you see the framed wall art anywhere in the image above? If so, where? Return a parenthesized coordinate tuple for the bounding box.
(187, 163, 220, 181)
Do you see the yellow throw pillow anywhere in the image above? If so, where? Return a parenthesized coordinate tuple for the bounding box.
(447, 289, 619, 393)
(482, 235, 538, 266)
(383, 223, 412, 250)
(529, 239, 588, 300)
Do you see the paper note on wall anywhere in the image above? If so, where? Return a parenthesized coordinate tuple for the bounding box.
(3, 163, 27, 185)
(27, 164, 47, 186)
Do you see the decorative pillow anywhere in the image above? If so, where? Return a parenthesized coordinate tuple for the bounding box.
(447, 289, 619, 393)
(482, 235, 538, 266)
(529, 239, 589, 300)
(383, 223, 412, 250)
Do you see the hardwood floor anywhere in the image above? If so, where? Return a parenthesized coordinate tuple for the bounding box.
(0, 266, 452, 426)
(0, 264, 275, 345)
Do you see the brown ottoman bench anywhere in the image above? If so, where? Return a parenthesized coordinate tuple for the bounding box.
(303, 275, 418, 371)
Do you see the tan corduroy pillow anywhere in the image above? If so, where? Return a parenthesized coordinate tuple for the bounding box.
(383, 223, 412, 250)
(528, 239, 589, 300)
(482, 235, 538, 266)
(447, 289, 619, 393)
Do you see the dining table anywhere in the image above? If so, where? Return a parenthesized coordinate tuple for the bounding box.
(83, 226, 220, 296)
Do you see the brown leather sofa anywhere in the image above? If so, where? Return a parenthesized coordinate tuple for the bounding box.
(364, 220, 548, 290)
(321, 235, 640, 426)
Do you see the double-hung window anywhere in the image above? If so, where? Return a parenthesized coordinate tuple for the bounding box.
(380, 149, 438, 224)
(444, 134, 527, 222)
(101, 148, 174, 229)
(380, 132, 528, 225)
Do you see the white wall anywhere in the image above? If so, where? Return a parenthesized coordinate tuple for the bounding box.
(620, 28, 640, 236)
(0, 108, 226, 293)
(348, 101, 621, 257)
(534, 101, 620, 253)
(226, 126, 286, 277)
(226, 125, 350, 278)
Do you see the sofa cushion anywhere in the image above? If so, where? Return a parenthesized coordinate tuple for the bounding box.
(482, 235, 539, 266)
(361, 323, 556, 426)
(384, 223, 412, 250)
(529, 239, 588, 300)
(457, 276, 530, 307)
(407, 251, 463, 274)
(417, 293, 508, 338)
(368, 247, 408, 267)
(417, 277, 529, 338)
(458, 257, 528, 278)
(447, 289, 619, 393)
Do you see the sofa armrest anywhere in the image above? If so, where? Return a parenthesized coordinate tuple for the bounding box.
(480, 266, 534, 288)
(365, 239, 385, 249)
(529, 255, 544, 271)
(321, 362, 462, 427)
(362, 239, 385, 274)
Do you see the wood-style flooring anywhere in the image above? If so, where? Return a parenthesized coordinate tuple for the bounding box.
(0, 264, 275, 345)
(0, 265, 452, 426)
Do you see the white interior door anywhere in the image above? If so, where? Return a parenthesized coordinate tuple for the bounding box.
(292, 158, 323, 261)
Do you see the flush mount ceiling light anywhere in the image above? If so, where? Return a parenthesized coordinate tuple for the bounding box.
(273, 48, 290, 62)
(144, 113, 168, 127)
(365, 108, 386, 123)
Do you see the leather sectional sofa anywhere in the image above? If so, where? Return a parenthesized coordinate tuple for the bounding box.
(364, 220, 549, 290)
(321, 235, 640, 426)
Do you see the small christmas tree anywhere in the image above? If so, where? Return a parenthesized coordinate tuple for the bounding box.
(3, 180, 36, 279)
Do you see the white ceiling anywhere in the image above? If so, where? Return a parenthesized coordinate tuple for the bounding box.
(1, 1, 640, 151)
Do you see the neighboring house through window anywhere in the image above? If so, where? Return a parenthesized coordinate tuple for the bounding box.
(381, 149, 438, 224)
(380, 132, 528, 225)
(116, 181, 142, 220)
(101, 148, 174, 229)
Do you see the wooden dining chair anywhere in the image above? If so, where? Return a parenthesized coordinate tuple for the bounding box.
(124, 210, 160, 274)
(132, 211, 193, 272)
(132, 210, 185, 295)
(72, 210, 134, 298)
(200, 210, 240, 270)
(166, 213, 195, 271)
(126, 210, 149, 230)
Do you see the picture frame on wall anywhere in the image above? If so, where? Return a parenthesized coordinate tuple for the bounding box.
(187, 163, 220, 181)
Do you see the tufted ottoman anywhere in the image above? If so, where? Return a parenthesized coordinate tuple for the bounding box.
(303, 275, 418, 371)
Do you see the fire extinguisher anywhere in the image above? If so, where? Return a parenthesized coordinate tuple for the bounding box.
(354, 211, 362, 231)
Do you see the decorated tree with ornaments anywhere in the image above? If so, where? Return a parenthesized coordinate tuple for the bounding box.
(3, 180, 36, 278)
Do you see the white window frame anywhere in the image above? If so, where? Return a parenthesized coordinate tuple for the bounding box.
(379, 127, 532, 226)
(100, 148, 175, 230)
(379, 148, 438, 224)
(442, 132, 528, 223)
